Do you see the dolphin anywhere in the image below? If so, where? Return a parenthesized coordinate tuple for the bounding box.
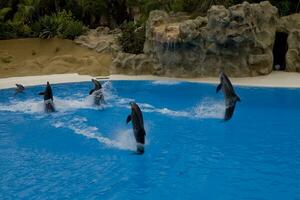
(15, 84, 25, 95)
(126, 102, 146, 154)
(89, 79, 105, 105)
(38, 82, 55, 112)
(216, 72, 241, 121)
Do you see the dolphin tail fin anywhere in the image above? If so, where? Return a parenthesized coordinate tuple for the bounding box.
(89, 89, 95, 95)
(38, 92, 44, 95)
(45, 102, 55, 113)
(92, 79, 102, 90)
(126, 115, 132, 124)
(136, 145, 144, 154)
(224, 104, 236, 121)
(216, 83, 222, 93)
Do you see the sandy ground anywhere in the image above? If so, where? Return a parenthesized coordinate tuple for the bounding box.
(108, 71, 300, 88)
(1, 71, 300, 89)
(0, 38, 112, 78)
(0, 39, 300, 89)
(0, 73, 94, 89)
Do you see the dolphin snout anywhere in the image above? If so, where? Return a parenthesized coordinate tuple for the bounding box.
(219, 71, 224, 79)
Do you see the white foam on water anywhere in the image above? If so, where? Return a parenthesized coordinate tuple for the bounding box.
(114, 97, 134, 108)
(139, 103, 154, 109)
(102, 81, 118, 101)
(192, 97, 225, 119)
(152, 80, 180, 85)
(0, 82, 116, 114)
(54, 97, 102, 111)
(0, 96, 104, 114)
(142, 107, 190, 118)
(138, 102, 189, 117)
(110, 129, 137, 151)
(100, 81, 135, 108)
(52, 116, 137, 151)
(138, 98, 224, 119)
(0, 99, 44, 113)
(0, 80, 224, 120)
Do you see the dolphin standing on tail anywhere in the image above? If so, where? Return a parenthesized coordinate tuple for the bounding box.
(216, 72, 241, 121)
(38, 82, 55, 112)
(126, 102, 146, 154)
(14, 84, 25, 95)
(89, 79, 105, 106)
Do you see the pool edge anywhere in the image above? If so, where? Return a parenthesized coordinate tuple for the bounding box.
(1, 71, 300, 89)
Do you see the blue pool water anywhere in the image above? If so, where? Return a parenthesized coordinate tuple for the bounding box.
(0, 81, 299, 199)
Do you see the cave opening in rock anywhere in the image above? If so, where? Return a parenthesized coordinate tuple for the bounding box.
(273, 32, 288, 71)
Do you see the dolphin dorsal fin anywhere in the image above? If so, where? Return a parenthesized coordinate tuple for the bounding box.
(126, 115, 132, 124)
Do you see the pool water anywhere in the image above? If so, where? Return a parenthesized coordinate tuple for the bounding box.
(0, 81, 299, 199)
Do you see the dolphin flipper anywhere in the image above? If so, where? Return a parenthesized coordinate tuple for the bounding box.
(126, 115, 132, 124)
(38, 92, 45, 95)
(224, 104, 236, 121)
(216, 83, 222, 93)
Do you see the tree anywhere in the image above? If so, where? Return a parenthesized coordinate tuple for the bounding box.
(13, 0, 40, 24)
(76, 0, 107, 27)
(0, 7, 12, 22)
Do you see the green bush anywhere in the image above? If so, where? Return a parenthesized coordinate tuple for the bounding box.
(0, 22, 14, 39)
(31, 15, 58, 38)
(0, 0, 298, 40)
(63, 20, 88, 39)
(0, 21, 32, 39)
(10, 21, 32, 37)
(118, 21, 146, 54)
(31, 10, 87, 39)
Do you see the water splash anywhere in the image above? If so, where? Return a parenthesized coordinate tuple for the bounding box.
(192, 97, 225, 119)
(140, 103, 190, 117)
(0, 82, 115, 114)
(0, 81, 224, 120)
(0, 97, 103, 114)
(52, 116, 137, 151)
(138, 98, 224, 119)
(0, 99, 44, 113)
(152, 80, 180, 85)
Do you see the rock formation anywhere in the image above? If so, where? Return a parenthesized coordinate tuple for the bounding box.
(111, 53, 156, 75)
(75, 27, 122, 55)
(79, 1, 300, 77)
(278, 14, 300, 72)
(143, 1, 279, 77)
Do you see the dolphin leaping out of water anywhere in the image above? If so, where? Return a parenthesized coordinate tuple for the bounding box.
(126, 102, 146, 154)
(216, 72, 241, 121)
(89, 79, 105, 106)
(38, 82, 55, 113)
(15, 84, 25, 95)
